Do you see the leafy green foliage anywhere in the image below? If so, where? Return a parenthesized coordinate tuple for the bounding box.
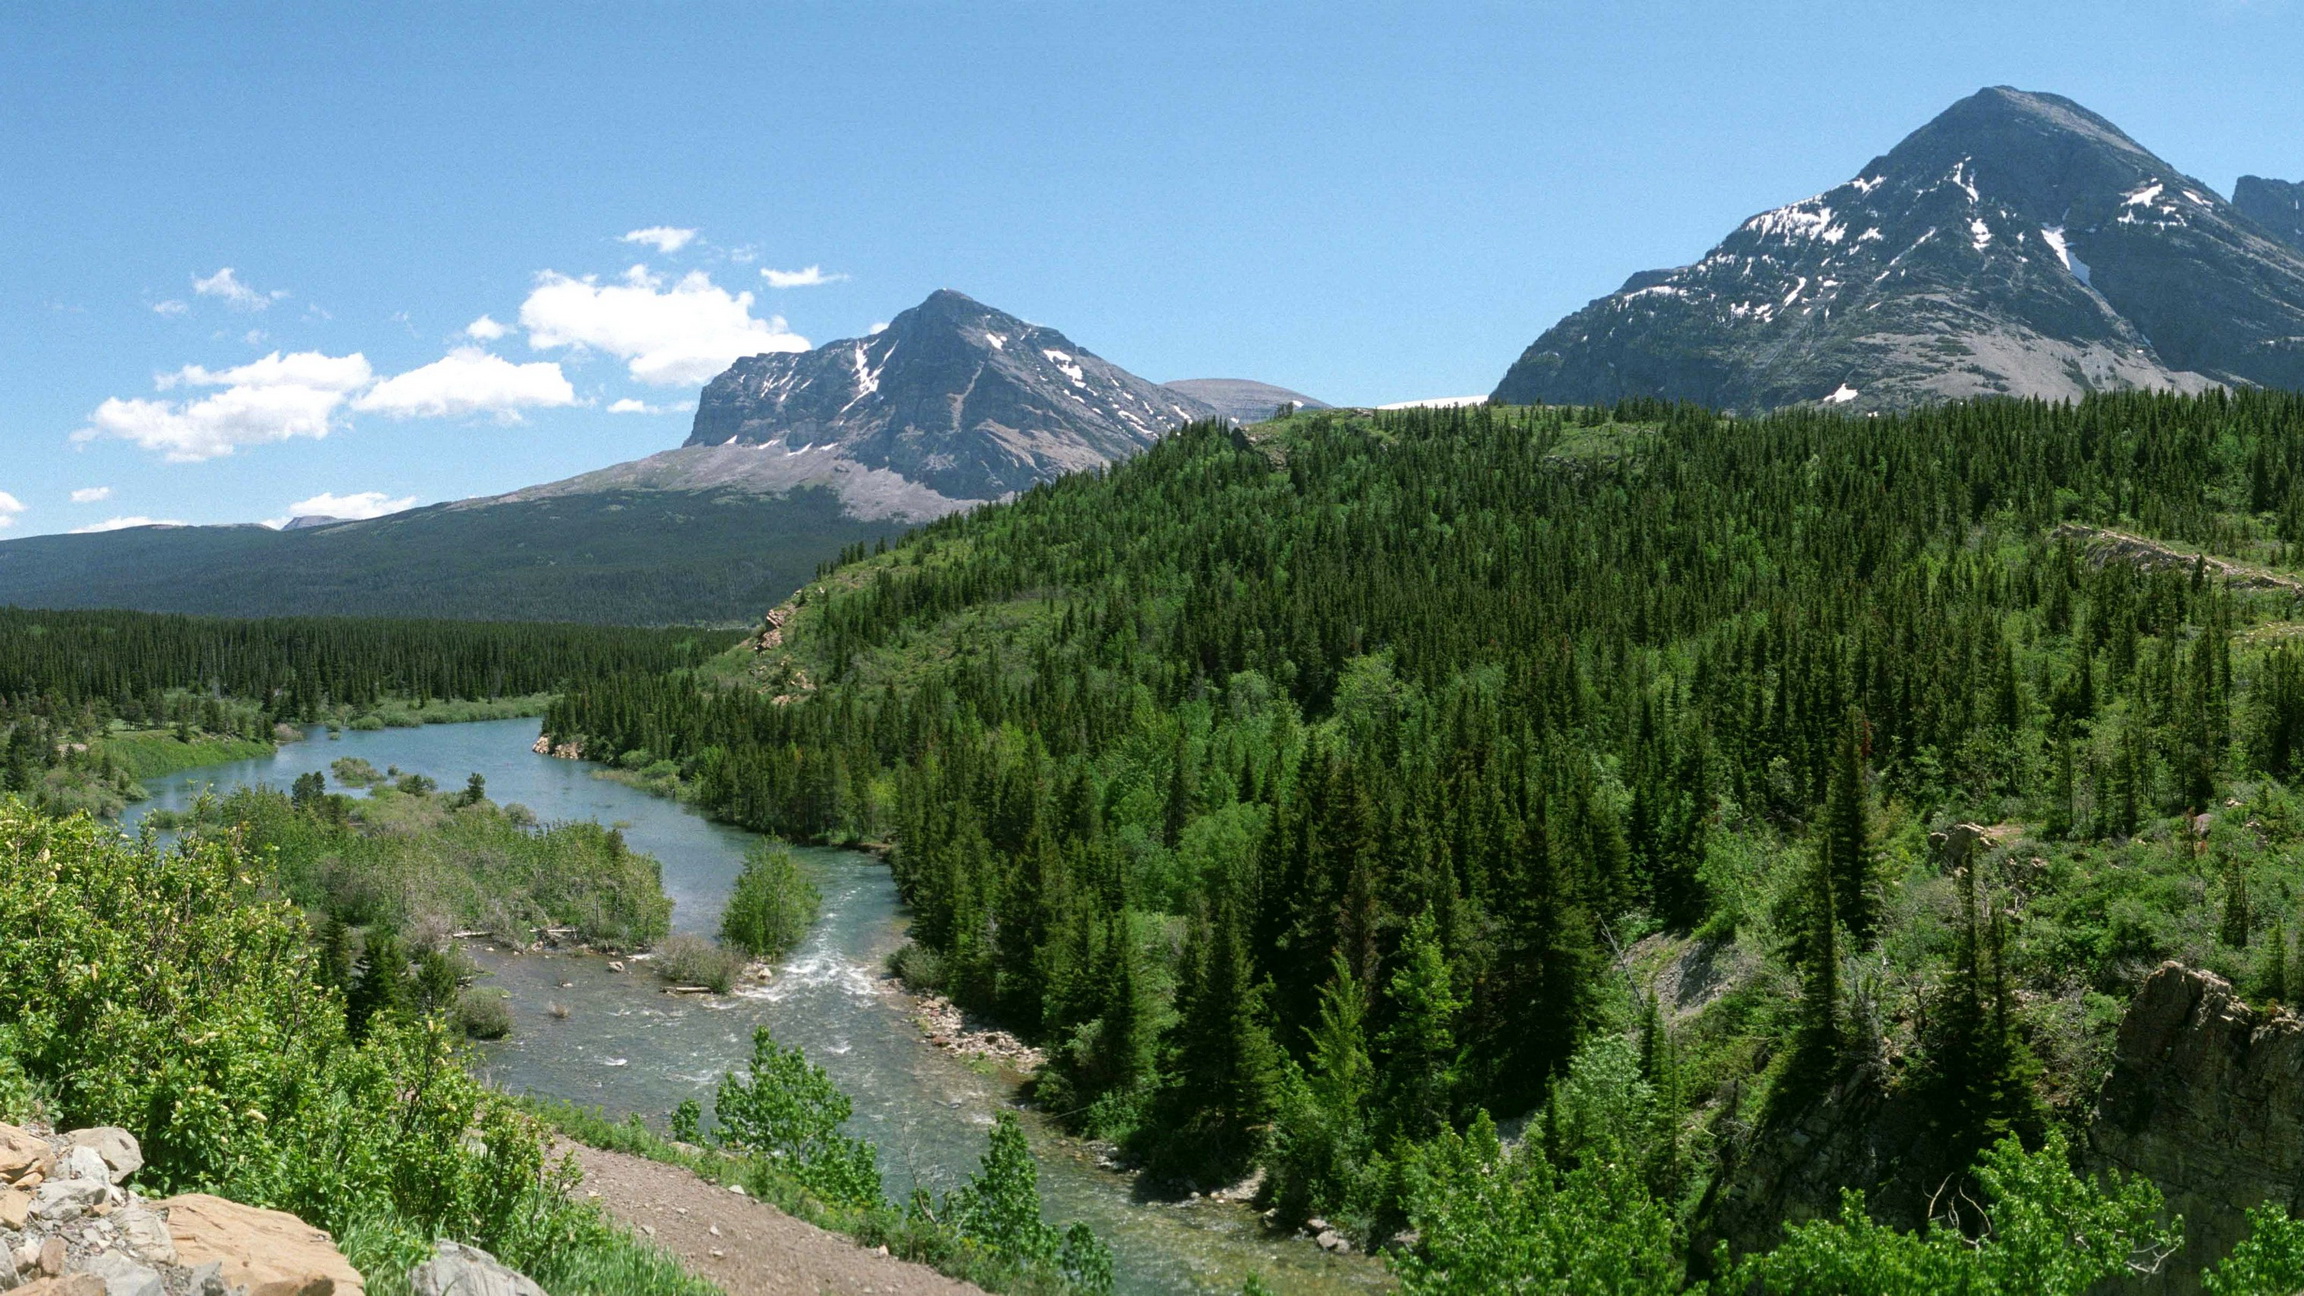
(719, 841, 821, 959)
(1725, 1131, 2178, 1293)
(0, 797, 712, 1296)
(711, 1026, 884, 1210)
(1397, 1110, 1684, 1295)
(194, 783, 674, 946)
(2205, 1202, 2304, 1294)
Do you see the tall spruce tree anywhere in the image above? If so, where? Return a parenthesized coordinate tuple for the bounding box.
(1822, 712, 1876, 944)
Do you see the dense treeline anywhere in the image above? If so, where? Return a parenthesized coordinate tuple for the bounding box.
(0, 606, 737, 713)
(549, 390, 2304, 1283)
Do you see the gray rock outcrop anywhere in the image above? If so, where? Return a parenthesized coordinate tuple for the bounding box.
(408, 1241, 546, 1296)
(2235, 176, 2304, 254)
(2088, 962, 2304, 1290)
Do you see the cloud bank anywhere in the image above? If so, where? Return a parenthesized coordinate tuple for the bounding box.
(520, 265, 807, 386)
(0, 492, 22, 530)
(77, 346, 579, 461)
(353, 349, 576, 419)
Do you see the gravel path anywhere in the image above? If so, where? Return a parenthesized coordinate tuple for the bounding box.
(564, 1143, 984, 1296)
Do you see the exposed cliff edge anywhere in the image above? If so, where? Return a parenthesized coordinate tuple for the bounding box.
(2090, 962, 2304, 1291)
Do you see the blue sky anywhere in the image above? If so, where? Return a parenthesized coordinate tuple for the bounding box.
(4, 1, 2301, 537)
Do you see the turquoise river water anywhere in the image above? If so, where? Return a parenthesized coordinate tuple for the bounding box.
(124, 717, 1389, 1295)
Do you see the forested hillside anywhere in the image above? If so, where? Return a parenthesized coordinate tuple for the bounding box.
(546, 392, 2304, 1286)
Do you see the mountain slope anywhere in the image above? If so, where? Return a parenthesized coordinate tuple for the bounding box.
(1159, 378, 1330, 424)
(1494, 87, 2304, 412)
(2236, 175, 2304, 253)
(690, 289, 1212, 499)
(0, 488, 899, 626)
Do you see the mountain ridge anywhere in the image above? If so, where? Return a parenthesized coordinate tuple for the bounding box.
(1493, 87, 2304, 412)
(688, 288, 1213, 499)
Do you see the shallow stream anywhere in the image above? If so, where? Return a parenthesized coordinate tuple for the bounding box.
(126, 718, 1389, 1295)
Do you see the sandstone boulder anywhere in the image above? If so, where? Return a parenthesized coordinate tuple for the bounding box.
(64, 1130, 141, 1186)
(407, 1241, 545, 1296)
(0, 1126, 44, 1180)
(156, 1194, 364, 1296)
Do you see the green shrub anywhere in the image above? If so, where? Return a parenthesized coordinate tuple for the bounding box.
(888, 941, 946, 991)
(331, 757, 384, 786)
(457, 989, 513, 1040)
(0, 799, 714, 1296)
(712, 1027, 883, 1210)
(1724, 1130, 2177, 1294)
(2208, 1202, 2304, 1294)
(720, 842, 820, 960)
(655, 934, 743, 993)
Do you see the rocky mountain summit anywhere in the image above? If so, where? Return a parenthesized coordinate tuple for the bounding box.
(688, 289, 1214, 500)
(2236, 175, 2304, 254)
(1494, 87, 2304, 412)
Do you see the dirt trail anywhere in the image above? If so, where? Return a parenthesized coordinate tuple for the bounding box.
(563, 1143, 985, 1296)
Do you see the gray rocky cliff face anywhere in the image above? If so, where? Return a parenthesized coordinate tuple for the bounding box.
(1494, 87, 2304, 412)
(687, 289, 1213, 500)
(2235, 175, 2304, 254)
(2088, 962, 2304, 1292)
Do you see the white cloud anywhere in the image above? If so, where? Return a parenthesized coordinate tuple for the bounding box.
(152, 299, 188, 316)
(607, 398, 678, 414)
(622, 226, 698, 255)
(0, 492, 22, 530)
(352, 348, 576, 419)
(71, 516, 185, 533)
(69, 487, 111, 503)
(281, 490, 416, 522)
(78, 350, 374, 461)
(867, 321, 890, 335)
(192, 267, 286, 311)
(761, 265, 846, 288)
(519, 265, 808, 386)
(464, 314, 509, 341)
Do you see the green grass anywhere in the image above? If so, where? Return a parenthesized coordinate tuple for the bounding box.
(99, 728, 275, 778)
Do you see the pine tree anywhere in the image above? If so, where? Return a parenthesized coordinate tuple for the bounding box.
(1378, 911, 1463, 1143)
(1821, 712, 1876, 944)
(2221, 853, 2253, 949)
(347, 928, 408, 1039)
(1149, 883, 1277, 1183)
(2046, 723, 2076, 839)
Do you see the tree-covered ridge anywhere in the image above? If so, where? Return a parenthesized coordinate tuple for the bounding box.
(548, 390, 2304, 1280)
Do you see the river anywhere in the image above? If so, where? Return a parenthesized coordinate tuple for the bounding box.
(125, 718, 1390, 1296)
